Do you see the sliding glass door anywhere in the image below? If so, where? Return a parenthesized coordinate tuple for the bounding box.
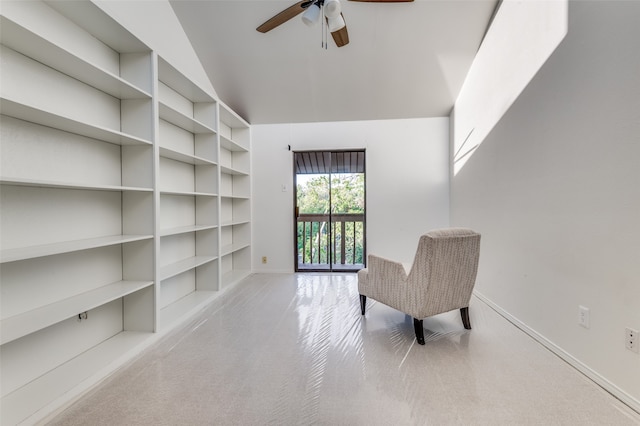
(294, 150, 365, 272)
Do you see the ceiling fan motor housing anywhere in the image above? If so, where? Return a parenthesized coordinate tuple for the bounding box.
(324, 0, 342, 18)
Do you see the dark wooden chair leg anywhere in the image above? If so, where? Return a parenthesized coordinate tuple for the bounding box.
(460, 307, 472, 330)
(359, 295, 367, 315)
(413, 318, 425, 345)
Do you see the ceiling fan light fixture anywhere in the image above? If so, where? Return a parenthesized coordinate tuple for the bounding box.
(324, 0, 342, 19)
(327, 14, 346, 32)
(301, 3, 321, 26)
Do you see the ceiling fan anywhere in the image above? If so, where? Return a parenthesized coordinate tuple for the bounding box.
(256, 0, 414, 48)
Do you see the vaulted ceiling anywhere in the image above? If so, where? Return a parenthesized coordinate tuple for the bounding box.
(169, 0, 499, 125)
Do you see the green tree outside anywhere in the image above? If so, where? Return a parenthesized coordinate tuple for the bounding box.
(297, 173, 364, 266)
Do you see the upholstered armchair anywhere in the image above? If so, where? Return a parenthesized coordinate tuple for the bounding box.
(358, 228, 481, 345)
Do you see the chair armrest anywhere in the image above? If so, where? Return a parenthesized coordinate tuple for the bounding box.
(360, 255, 410, 309)
(368, 254, 408, 282)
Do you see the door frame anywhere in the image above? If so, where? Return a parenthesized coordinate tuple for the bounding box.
(292, 149, 366, 272)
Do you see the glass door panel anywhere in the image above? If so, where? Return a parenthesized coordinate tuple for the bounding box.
(330, 171, 365, 271)
(294, 150, 365, 272)
(296, 169, 330, 270)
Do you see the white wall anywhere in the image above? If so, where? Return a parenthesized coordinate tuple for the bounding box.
(452, 0, 567, 174)
(451, 1, 640, 411)
(252, 118, 450, 273)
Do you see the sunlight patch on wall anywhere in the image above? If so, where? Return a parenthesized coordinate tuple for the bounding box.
(453, 128, 478, 173)
(452, 0, 568, 176)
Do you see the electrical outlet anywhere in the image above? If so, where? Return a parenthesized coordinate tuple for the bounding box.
(262, 256, 267, 264)
(626, 327, 638, 353)
(578, 305, 590, 328)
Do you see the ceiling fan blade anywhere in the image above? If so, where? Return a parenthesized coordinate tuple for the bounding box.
(256, 1, 311, 33)
(330, 14, 350, 47)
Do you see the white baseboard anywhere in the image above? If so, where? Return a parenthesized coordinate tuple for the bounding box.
(473, 290, 640, 416)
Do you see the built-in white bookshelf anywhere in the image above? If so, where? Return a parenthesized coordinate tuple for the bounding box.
(157, 57, 221, 328)
(0, 2, 251, 424)
(218, 104, 252, 288)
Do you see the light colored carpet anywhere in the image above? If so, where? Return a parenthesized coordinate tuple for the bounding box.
(50, 273, 640, 425)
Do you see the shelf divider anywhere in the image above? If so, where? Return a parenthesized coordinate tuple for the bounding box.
(1, 280, 154, 345)
(0, 234, 153, 264)
(0, 98, 153, 147)
(159, 255, 218, 281)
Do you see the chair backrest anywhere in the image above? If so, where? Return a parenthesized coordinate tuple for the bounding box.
(407, 228, 481, 318)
